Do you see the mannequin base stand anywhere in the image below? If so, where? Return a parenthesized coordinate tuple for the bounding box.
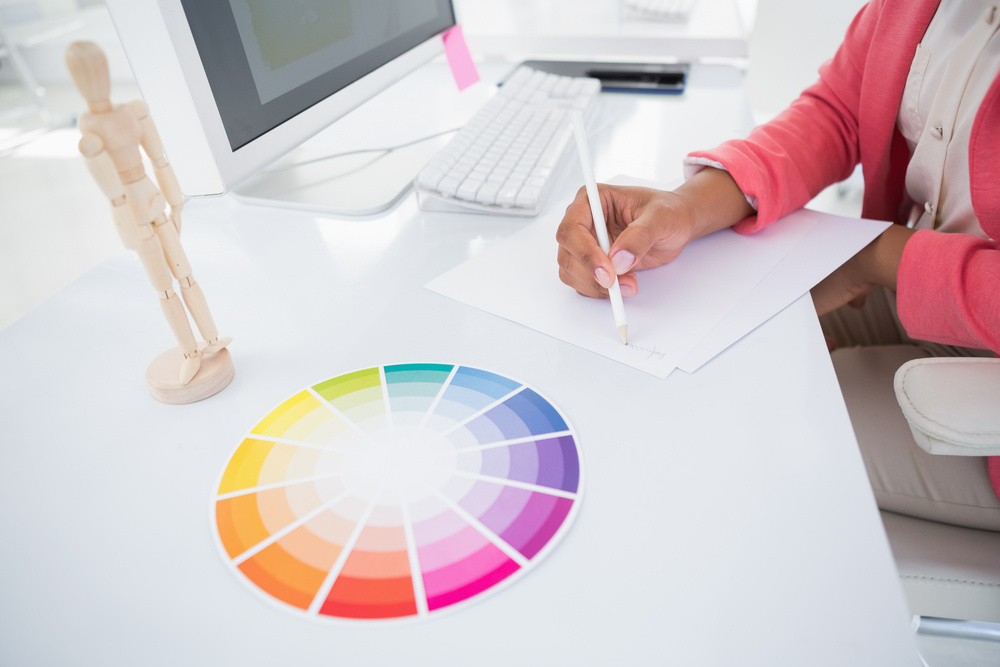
(145, 346, 234, 404)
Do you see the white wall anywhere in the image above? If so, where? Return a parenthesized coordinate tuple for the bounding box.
(745, 0, 870, 213)
(746, 0, 869, 123)
(0, 2, 132, 85)
(0, 0, 76, 23)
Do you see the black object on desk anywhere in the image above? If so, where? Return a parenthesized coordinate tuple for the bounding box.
(515, 59, 688, 94)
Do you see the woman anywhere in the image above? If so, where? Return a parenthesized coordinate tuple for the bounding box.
(555, 0, 1000, 530)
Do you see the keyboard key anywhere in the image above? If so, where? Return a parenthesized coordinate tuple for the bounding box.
(476, 182, 501, 205)
(624, 0, 696, 22)
(516, 186, 543, 208)
(438, 176, 462, 197)
(486, 170, 508, 184)
(416, 165, 445, 189)
(457, 178, 484, 201)
(537, 130, 570, 171)
(497, 186, 519, 207)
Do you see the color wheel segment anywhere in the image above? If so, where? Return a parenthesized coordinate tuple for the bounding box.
(213, 364, 582, 621)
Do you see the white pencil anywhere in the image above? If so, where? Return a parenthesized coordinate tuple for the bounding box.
(570, 112, 628, 345)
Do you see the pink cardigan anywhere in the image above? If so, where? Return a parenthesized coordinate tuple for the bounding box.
(689, 0, 1000, 495)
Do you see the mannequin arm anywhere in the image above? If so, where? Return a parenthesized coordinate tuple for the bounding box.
(894, 358, 1000, 456)
(79, 133, 137, 250)
(131, 100, 184, 232)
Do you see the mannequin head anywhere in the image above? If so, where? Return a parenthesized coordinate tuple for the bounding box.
(65, 41, 112, 113)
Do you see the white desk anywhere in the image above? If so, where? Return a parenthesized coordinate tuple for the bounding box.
(0, 63, 919, 665)
(456, 0, 750, 60)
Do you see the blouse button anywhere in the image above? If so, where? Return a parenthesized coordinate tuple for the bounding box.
(924, 202, 935, 215)
(931, 124, 944, 140)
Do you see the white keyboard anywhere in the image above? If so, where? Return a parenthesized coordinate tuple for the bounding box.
(623, 0, 697, 22)
(414, 66, 601, 217)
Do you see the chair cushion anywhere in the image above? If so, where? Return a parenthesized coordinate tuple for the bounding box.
(881, 510, 1000, 623)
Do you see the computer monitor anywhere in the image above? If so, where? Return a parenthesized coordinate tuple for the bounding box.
(105, 0, 456, 213)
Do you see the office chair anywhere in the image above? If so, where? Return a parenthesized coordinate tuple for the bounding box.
(885, 357, 1000, 635)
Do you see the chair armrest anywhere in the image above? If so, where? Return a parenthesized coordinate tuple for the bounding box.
(894, 358, 1000, 456)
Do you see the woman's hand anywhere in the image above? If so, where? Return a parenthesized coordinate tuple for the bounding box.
(556, 185, 693, 298)
(555, 167, 756, 299)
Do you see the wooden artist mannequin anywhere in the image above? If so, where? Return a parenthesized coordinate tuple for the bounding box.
(66, 40, 233, 404)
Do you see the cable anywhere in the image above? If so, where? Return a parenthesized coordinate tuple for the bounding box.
(264, 127, 461, 173)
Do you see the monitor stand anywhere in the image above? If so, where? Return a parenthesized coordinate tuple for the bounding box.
(231, 131, 451, 216)
(228, 56, 495, 217)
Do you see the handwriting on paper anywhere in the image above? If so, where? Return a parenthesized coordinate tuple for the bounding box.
(625, 343, 666, 361)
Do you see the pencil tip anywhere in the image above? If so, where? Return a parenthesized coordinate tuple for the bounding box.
(619, 325, 628, 345)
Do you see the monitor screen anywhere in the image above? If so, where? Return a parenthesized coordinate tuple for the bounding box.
(181, 0, 454, 151)
(106, 0, 456, 201)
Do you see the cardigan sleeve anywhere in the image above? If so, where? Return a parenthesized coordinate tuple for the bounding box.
(685, 0, 999, 354)
(687, 0, 882, 232)
(898, 230, 1000, 352)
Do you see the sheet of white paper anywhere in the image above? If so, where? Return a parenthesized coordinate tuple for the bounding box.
(426, 178, 813, 378)
(678, 210, 892, 373)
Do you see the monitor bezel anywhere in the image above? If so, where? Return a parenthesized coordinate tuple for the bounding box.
(106, 0, 453, 198)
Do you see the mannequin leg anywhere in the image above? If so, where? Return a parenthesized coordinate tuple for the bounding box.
(154, 218, 229, 351)
(134, 223, 201, 383)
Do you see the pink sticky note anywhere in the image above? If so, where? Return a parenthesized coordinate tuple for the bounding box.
(442, 25, 479, 91)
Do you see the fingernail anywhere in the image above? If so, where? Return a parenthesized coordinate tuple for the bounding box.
(611, 250, 635, 275)
(594, 266, 613, 289)
(620, 283, 636, 298)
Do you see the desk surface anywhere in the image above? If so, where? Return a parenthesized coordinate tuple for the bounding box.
(457, 0, 750, 60)
(0, 64, 918, 665)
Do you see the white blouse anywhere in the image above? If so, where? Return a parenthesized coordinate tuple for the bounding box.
(898, 0, 999, 236)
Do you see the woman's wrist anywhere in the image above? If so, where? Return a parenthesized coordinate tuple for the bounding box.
(673, 167, 756, 241)
(864, 224, 916, 290)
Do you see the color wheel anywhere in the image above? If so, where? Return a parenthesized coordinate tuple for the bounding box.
(213, 364, 583, 621)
